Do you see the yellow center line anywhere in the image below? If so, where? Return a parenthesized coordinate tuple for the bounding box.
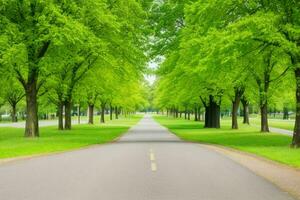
(151, 162, 157, 171)
(150, 152, 155, 161)
(149, 148, 157, 172)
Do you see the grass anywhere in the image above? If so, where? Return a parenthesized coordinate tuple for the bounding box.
(0, 115, 142, 159)
(250, 117, 294, 131)
(154, 115, 300, 168)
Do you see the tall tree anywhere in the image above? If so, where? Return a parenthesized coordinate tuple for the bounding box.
(0, 0, 91, 136)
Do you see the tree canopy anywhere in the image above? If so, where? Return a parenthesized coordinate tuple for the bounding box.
(152, 0, 300, 147)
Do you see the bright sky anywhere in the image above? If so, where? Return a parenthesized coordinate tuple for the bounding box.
(145, 61, 158, 85)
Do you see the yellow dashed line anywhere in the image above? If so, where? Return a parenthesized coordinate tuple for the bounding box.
(150, 152, 155, 161)
(151, 162, 157, 171)
(149, 148, 157, 172)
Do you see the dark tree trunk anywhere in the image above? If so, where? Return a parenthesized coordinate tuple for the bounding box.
(231, 100, 239, 129)
(231, 88, 244, 129)
(241, 97, 250, 124)
(100, 103, 105, 123)
(88, 104, 94, 124)
(64, 100, 72, 130)
(203, 95, 220, 128)
(115, 106, 119, 119)
(292, 67, 300, 147)
(58, 102, 64, 130)
(204, 107, 209, 127)
(260, 103, 269, 132)
(25, 82, 39, 137)
(198, 107, 201, 121)
(257, 69, 270, 132)
(110, 104, 113, 120)
(187, 111, 190, 120)
(11, 103, 17, 122)
(283, 106, 289, 120)
(179, 112, 182, 118)
(194, 106, 198, 121)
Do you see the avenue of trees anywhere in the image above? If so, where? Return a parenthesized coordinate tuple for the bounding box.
(151, 0, 300, 147)
(0, 0, 149, 137)
(1, 0, 300, 148)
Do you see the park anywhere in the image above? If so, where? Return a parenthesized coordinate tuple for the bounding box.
(0, 0, 300, 200)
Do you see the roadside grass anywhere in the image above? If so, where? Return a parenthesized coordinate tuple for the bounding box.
(154, 115, 300, 168)
(0, 115, 142, 159)
(250, 117, 294, 131)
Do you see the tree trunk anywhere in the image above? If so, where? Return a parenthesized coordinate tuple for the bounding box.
(110, 104, 113, 120)
(204, 95, 220, 128)
(115, 106, 119, 119)
(231, 88, 244, 129)
(242, 100, 250, 124)
(11, 103, 17, 122)
(88, 104, 94, 124)
(77, 105, 80, 124)
(258, 70, 270, 132)
(292, 67, 300, 147)
(194, 106, 198, 121)
(100, 103, 105, 123)
(64, 100, 72, 130)
(231, 100, 239, 129)
(241, 97, 250, 124)
(187, 111, 190, 120)
(283, 106, 289, 120)
(25, 82, 39, 137)
(58, 102, 64, 130)
(260, 103, 269, 132)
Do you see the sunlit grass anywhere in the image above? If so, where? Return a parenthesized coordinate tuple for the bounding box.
(0, 115, 142, 159)
(250, 117, 294, 131)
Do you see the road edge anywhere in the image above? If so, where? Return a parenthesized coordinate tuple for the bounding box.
(202, 143, 300, 200)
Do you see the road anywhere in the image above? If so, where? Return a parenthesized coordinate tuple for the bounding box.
(0, 116, 294, 200)
(269, 127, 293, 136)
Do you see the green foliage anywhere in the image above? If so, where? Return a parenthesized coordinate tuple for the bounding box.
(0, 0, 150, 133)
(152, 0, 299, 121)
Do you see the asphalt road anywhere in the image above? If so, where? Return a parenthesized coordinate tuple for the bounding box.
(0, 116, 294, 200)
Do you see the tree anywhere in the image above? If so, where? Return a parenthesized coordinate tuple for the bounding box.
(4, 78, 25, 122)
(0, 0, 91, 136)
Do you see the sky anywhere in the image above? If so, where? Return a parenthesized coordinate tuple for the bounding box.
(145, 61, 159, 85)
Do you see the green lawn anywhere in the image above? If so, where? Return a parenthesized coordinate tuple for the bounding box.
(250, 117, 294, 131)
(154, 115, 300, 168)
(0, 115, 142, 159)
